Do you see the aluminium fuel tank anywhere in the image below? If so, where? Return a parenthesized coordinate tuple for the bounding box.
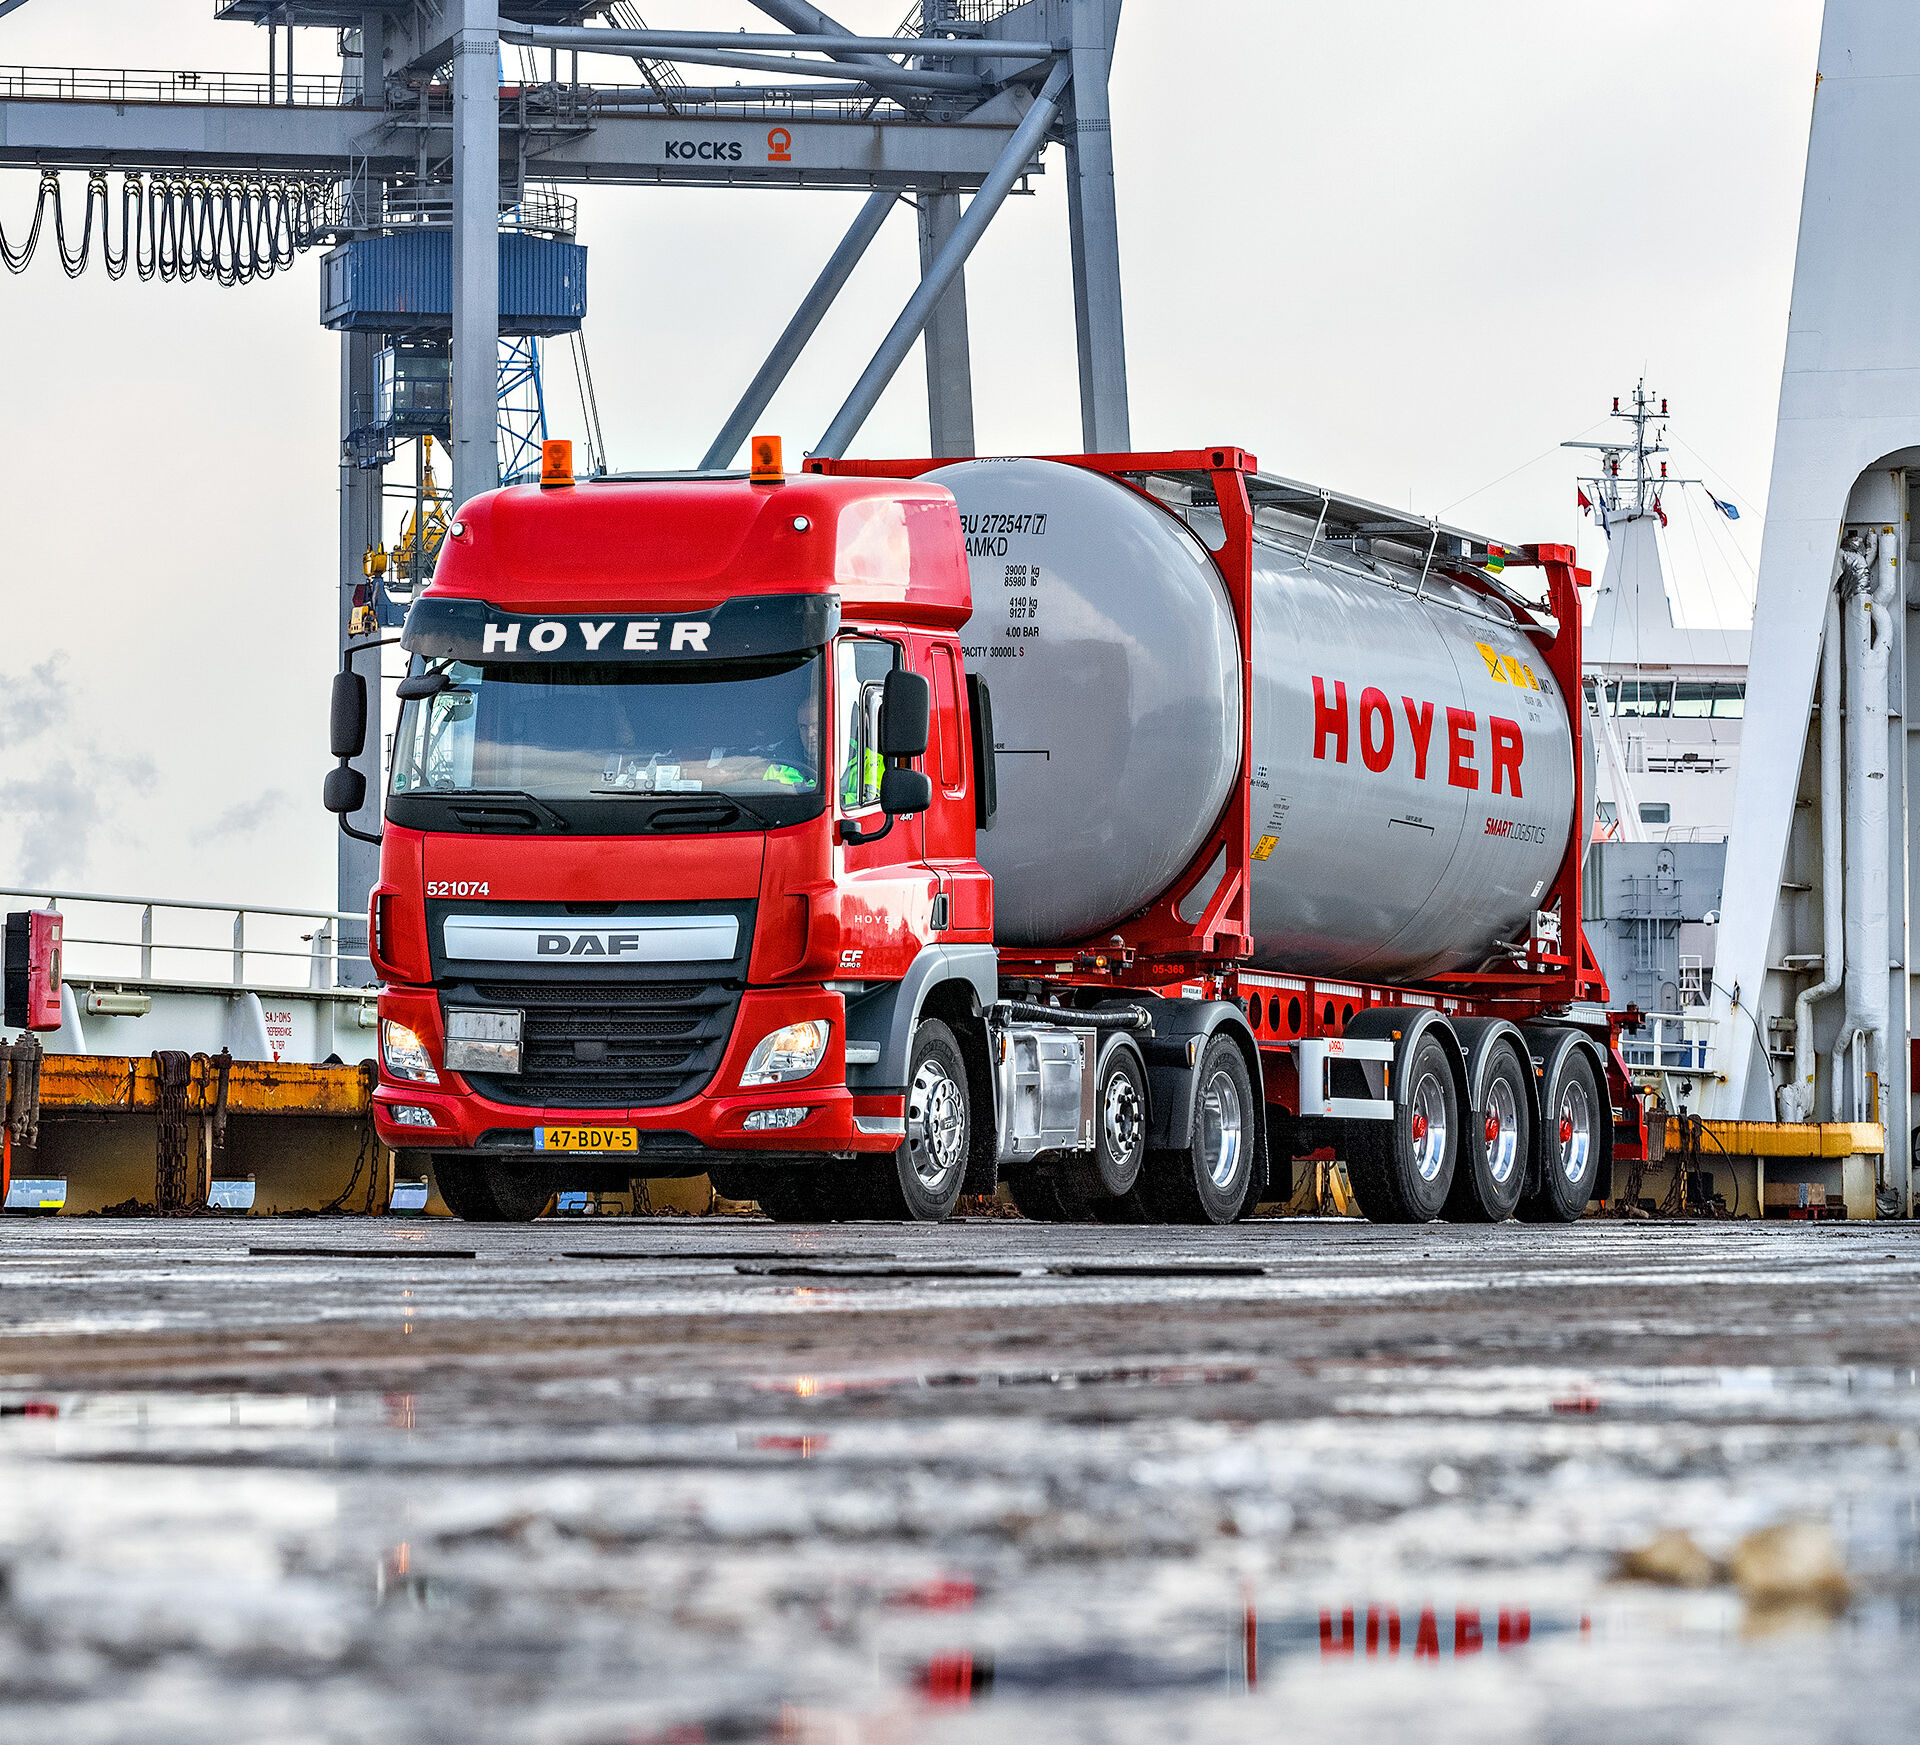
(928, 458, 1577, 983)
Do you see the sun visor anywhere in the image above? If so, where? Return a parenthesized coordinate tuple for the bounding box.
(402, 591, 840, 663)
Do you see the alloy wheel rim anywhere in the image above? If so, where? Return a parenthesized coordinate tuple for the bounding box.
(1558, 1077, 1593, 1184)
(1104, 1069, 1144, 1164)
(1201, 1069, 1244, 1190)
(1411, 1069, 1449, 1182)
(906, 1057, 966, 1191)
(1484, 1076, 1520, 1185)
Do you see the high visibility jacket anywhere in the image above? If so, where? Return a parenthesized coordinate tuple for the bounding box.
(840, 748, 885, 808)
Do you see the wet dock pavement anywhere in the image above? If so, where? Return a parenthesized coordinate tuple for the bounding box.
(4, 1217, 1920, 1743)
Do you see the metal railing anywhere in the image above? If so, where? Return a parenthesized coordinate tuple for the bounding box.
(895, 0, 1036, 30)
(1620, 1012, 1720, 1082)
(567, 79, 919, 123)
(365, 181, 579, 238)
(0, 889, 372, 992)
(0, 64, 355, 107)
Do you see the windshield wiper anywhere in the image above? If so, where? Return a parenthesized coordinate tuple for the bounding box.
(436, 788, 572, 832)
(588, 791, 781, 830)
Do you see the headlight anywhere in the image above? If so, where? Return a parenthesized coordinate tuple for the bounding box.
(381, 1019, 440, 1085)
(740, 1019, 830, 1086)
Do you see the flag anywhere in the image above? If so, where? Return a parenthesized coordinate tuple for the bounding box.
(1705, 488, 1740, 520)
(1577, 488, 1593, 516)
(1654, 496, 1668, 528)
(1484, 543, 1507, 575)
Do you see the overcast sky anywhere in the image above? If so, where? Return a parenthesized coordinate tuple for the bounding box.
(0, 0, 1822, 914)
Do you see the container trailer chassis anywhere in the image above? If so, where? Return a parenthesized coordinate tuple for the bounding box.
(808, 447, 1645, 1222)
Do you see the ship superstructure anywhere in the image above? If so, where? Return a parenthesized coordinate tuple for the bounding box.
(1568, 384, 1752, 1018)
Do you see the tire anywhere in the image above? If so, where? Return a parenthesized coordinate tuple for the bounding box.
(432, 1157, 555, 1223)
(1083, 1044, 1148, 1199)
(1443, 1041, 1530, 1223)
(1345, 1030, 1458, 1223)
(839, 1019, 971, 1222)
(1136, 1034, 1257, 1225)
(1036, 1043, 1151, 1219)
(1519, 1044, 1602, 1223)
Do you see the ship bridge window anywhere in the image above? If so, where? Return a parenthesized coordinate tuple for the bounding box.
(1638, 802, 1671, 824)
(1596, 801, 1619, 825)
(1670, 681, 1745, 718)
(1614, 680, 1673, 718)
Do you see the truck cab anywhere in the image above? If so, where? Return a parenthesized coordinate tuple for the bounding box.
(348, 459, 1000, 1221)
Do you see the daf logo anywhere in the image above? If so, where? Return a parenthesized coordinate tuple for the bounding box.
(537, 931, 645, 958)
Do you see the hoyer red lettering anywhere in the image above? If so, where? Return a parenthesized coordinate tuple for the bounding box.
(1446, 707, 1478, 790)
(1309, 677, 1525, 795)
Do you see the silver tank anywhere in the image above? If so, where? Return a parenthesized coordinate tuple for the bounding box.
(929, 458, 1576, 983)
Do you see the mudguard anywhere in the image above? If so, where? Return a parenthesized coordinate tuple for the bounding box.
(1341, 1005, 1469, 1117)
(844, 944, 998, 1095)
(1451, 1016, 1542, 1138)
(1139, 999, 1270, 1197)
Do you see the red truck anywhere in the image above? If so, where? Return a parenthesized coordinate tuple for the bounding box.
(325, 441, 1640, 1224)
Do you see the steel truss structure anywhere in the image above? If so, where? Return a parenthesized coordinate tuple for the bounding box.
(0, 0, 1132, 950)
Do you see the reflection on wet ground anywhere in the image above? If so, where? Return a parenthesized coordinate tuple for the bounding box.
(2, 1219, 1920, 1742)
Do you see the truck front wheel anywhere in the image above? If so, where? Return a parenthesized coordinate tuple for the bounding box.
(432, 1157, 556, 1223)
(846, 1018, 970, 1221)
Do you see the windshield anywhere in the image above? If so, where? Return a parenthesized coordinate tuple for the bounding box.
(388, 652, 826, 829)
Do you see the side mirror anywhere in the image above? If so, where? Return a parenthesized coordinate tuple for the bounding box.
(324, 764, 368, 816)
(880, 766, 932, 816)
(877, 668, 931, 759)
(395, 669, 450, 701)
(330, 669, 368, 759)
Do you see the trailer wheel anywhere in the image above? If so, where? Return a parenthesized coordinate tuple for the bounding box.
(1345, 1030, 1458, 1222)
(1137, 1034, 1256, 1224)
(843, 1019, 970, 1221)
(432, 1158, 555, 1223)
(1519, 1046, 1601, 1223)
(1442, 1040, 1530, 1223)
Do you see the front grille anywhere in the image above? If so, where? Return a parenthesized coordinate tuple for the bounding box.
(455, 978, 741, 1109)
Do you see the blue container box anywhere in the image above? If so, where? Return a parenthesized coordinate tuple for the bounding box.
(322, 232, 588, 336)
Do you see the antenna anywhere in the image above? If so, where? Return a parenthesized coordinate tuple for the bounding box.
(1563, 377, 1700, 526)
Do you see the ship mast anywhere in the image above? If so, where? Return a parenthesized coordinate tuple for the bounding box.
(1562, 379, 1697, 522)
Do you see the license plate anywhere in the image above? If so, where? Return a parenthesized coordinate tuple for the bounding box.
(535, 1127, 639, 1152)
